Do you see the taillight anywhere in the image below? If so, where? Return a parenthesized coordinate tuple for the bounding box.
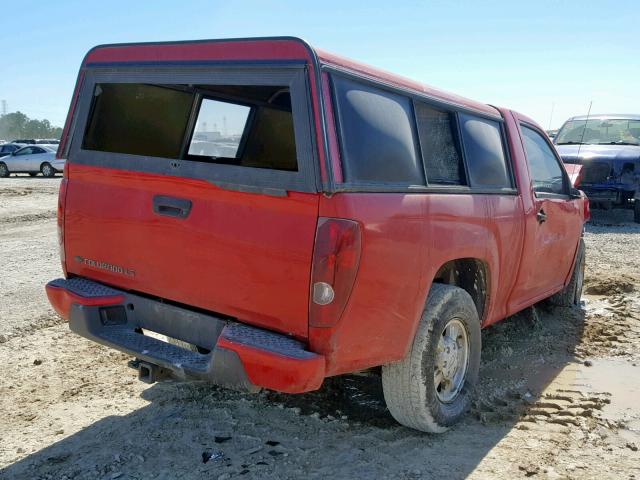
(309, 218, 361, 328)
(57, 176, 68, 276)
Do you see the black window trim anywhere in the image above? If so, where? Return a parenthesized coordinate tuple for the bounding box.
(519, 121, 572, 200)
(325, 67, 517, 195)
(68, 64, 319, 195)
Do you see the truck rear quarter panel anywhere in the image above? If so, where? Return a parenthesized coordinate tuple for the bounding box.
(313, 192, 496, 376)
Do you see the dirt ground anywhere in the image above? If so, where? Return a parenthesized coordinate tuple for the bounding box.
(1, 176, 639, 480)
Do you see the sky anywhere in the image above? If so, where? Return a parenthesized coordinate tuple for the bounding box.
(0, 0, 637, 130)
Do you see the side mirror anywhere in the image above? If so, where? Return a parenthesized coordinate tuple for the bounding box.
(569, 188, 582, 199)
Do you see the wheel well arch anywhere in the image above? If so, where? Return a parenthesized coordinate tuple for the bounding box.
(432, 258, 489, 323)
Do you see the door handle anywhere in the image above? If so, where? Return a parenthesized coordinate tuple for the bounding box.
(152, 195, 192, 219)
(536, 208, 547, 224)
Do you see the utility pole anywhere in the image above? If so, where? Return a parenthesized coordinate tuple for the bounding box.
(1, 100, 6, 116)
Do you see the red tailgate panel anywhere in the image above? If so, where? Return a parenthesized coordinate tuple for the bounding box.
(64, 164, 319, 339)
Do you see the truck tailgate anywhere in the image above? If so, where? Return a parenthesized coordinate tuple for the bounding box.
(64, 164, 319, 339)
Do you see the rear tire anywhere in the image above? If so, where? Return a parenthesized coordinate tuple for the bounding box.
(0, 162, 8, 178)
(549, 239, 585, 307)
(41, 163, 55, 178)
(382, 283, 481, 433)
(634, 200, 640, 224)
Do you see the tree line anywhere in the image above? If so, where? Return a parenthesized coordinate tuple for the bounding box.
(0, 112, 63, 140)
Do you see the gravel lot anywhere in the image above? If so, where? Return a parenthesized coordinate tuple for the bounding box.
(1, 176, 639, 480)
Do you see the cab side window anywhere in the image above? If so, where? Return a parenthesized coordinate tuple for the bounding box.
(521, 126, 567, 196)
(459, 114, 511, 189)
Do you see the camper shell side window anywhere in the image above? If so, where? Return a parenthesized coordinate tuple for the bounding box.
(328, 72, 515, 193)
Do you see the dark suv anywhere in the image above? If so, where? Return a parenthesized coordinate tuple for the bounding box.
(554, 114, 640, 221)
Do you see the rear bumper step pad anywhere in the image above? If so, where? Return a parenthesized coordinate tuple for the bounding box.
(45, 277, 325, 393)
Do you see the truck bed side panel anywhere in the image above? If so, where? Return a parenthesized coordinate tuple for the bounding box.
(312, 192, 493, 376)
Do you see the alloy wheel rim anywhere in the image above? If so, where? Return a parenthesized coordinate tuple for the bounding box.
(43, 165, 52, 176)
(434, 318, 470, 403)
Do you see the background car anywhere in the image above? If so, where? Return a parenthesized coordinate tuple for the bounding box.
(554, 114, 640, 217)
(0, 145, 64, 177)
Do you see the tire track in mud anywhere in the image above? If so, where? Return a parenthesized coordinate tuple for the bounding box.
(472, 271, 640, 472)
(575, 279, 640, 359)
(0, 187, 37, 196)
(0, 211, 57, 224)
(0, 312, 64, 344)
(473, 389, 614, 432)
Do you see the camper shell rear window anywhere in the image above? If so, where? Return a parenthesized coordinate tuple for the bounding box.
(70, 66, 317, 193)
(83, 83, 297, 172)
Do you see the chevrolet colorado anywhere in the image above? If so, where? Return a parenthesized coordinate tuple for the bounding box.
(46, 37, 589, 432)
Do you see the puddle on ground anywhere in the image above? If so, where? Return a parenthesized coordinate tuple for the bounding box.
(542, 358, 640, 442)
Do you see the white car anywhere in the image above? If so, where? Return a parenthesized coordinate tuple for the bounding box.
(0, 145, 64, 177)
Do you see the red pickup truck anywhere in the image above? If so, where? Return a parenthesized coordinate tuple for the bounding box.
(46, 37, 588, 433)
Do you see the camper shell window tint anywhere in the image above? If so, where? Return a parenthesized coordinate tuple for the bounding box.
(83, 84, 193, 159)
(414, 102, 465, 185)
(82, 83, 298, 172)
(331, 75, 425, 186)
(459, 114, 511, 189)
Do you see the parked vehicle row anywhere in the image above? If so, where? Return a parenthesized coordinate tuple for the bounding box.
(7, 138, 60, 145)
(0, 144, 63, 177)
(45, 37, 588, 433)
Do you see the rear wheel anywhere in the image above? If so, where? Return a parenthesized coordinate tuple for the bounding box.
(549, 239, 585, 307)
(382, 283, 481, 433)
(0, 162, 9, 178)
(634, 200, 640, 224)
